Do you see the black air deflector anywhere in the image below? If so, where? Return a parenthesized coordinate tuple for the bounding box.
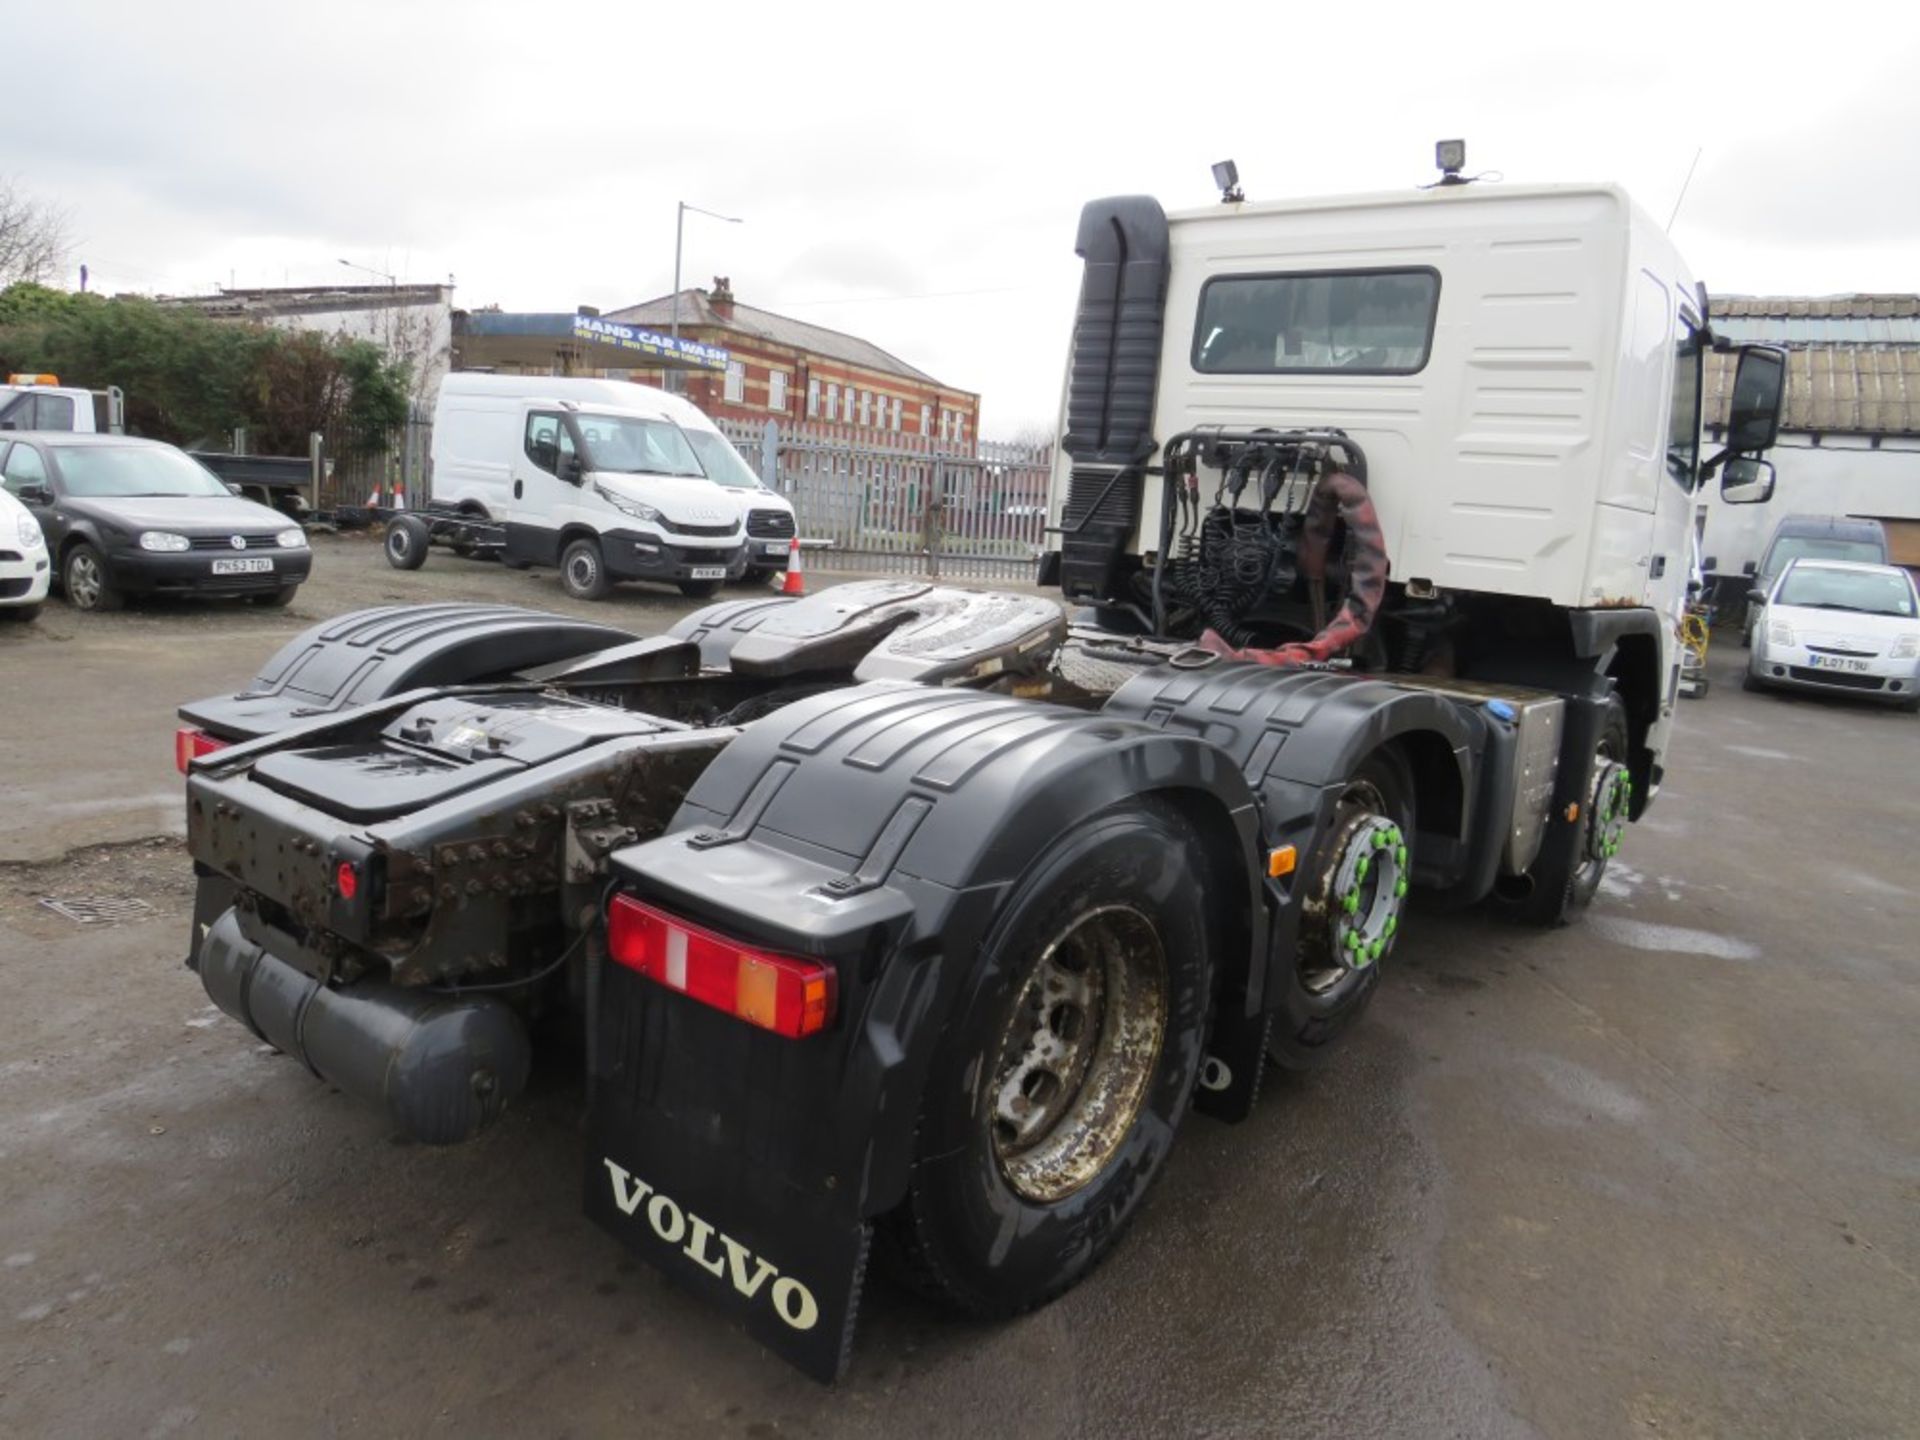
(1059, 196, 1170, 602)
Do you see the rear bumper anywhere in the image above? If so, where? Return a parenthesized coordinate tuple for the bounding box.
(109, 546, 311, 596)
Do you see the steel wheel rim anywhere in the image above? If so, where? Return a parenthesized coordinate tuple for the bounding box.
(566, 550, 597, 592)
(388, 528, 411, 559)
(1300, 778, 1406, 995)
(989, 903, 1167, 1204)
(68, 553, 101, 608)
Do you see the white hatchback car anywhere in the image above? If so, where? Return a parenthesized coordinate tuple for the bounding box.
(0, 483, 51, 622)
(1745, 558, 1920, 711)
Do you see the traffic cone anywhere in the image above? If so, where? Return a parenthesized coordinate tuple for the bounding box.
(392, 483, 407, 511)
(365, 485, 380, 509)
(780, 536, 805, 596)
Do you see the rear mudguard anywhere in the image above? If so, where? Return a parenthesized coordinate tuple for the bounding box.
(591, 681, 1263, 1379)
(179, 604, 639, 741)
(1103, 661, 1484, 1096)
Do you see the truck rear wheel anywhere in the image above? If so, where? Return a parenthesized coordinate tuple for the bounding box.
(1268, 748, 1414, 1069)
(1493, 696, 1630, 927)
(384, 515, 430, 570)
(886, 801, 1214, 1317)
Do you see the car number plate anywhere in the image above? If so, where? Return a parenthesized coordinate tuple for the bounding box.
(1808, 654, 1870, 672)
(212, 557, 274, 575)
(689, 566, 726, 580)
(760, 542, 788, 557)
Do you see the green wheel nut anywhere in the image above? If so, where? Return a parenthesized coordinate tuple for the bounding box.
(1385, 915, 1398, 937)
(1356, 856, 1371, 880)
(1394, 878, 1409, 898)
(1395, 845, 1408, 865)
(1369, 938, 1384, 960)
(1344, 892, 1360, 915)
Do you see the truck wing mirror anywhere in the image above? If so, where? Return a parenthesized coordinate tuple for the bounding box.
(1726, 345, 1786, 453)
(1741, 560, 1757, 576)
(1720, 456, 1775, 506)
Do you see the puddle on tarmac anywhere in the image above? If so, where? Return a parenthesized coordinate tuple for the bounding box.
(1591, 915, 1760, 961)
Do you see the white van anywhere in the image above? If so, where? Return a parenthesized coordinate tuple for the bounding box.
(429, 375, 796, 599)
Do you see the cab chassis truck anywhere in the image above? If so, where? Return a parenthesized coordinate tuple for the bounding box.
(177, 179, 1785, 1380)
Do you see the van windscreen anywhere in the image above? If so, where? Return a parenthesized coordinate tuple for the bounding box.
(575, 414, 702, 478)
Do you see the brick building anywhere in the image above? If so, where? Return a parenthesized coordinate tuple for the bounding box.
(603, 279, 980, 445)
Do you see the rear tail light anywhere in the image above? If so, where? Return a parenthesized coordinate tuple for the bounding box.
(335, 861, 359, 901)
(606, 894, 836, 1039)
(175, 726, 228, 774)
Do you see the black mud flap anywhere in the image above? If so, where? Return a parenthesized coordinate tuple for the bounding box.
(583, 1113, 870, 1382)
(584, 961, 875, 1382)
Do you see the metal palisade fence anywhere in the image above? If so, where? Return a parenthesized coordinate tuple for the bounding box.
(715, 419, 1052, 582)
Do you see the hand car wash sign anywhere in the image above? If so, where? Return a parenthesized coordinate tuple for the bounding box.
(572, 315, 729, 370)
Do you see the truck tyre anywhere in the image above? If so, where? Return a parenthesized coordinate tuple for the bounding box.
(1493, 695, 1630, 927)
(1268, 747, 1414, 1069)
(677, 579, 724, 599)
(560, 538, 611, 600)
(886, 800, 1214, 1317)
(385, 516, 430, 571)
(63, 542, 123, 612)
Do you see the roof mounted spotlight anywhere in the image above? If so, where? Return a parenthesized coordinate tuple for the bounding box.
(1435, 139, 1468, 186)
(1212, 159, 1244, 204)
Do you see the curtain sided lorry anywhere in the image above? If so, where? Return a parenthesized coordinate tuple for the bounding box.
(174, 178, 1784, 1380)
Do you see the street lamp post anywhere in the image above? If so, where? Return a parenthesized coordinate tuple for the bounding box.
(669, 201, 743, 394)
(337, 258, 398, 288)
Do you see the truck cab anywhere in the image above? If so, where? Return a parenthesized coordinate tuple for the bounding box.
(0, 375, 124, 434)
(1044, 181, 1783, 820)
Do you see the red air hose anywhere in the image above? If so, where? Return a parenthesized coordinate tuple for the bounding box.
(1198, 470, 1388, 667)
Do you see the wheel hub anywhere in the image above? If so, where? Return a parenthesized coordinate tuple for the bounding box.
(1324, 814, 1409, 974)
(1586, 760, 1631, 864)
(989, 904, 1166, 1204)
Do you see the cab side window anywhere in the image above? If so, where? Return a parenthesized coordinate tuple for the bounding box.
(2, 441, 48, 495)
(1666, 316, 1702, 487)
(524, 412, 575, 475)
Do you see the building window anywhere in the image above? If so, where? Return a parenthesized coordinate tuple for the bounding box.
(858, 390, 871, 427)
(769, 369, 788, 412)
(921, 403, 932, 436)
(956, 414, 967, 444)
(891, 397, 902, 431)
(827, 383, 839, 421)
(724, 361, 745, 403)
(807, 377, 819, 418)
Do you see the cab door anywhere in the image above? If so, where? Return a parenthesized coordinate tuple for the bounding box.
(515, 408, 581, 523)
(1648, 304, 1703, 623)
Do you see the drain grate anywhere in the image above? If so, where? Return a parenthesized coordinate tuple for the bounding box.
(37, 896, 157, 926)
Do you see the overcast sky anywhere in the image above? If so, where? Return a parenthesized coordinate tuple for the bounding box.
(7, 1, 1918, 434)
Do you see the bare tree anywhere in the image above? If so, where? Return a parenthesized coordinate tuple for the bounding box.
(0, 179, 73, 287)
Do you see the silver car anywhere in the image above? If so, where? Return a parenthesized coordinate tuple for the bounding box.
(1745, 559, 1920, 712)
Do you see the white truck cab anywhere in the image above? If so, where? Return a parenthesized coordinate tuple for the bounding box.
(430, 374, 796, 599)
(1047, 179, 1783, 822)
(0, 375, 124, 435)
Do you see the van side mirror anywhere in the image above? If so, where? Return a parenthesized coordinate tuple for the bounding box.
(1741, 560, 1757, 576)
(1720, 456, 1775, 505)
(1702, 555, 1719, 573)
(559, 452, 583, 483)
(1747, 589, 1767, 605)
(1726, 345, 1786, 453)
(17, 483, 50, 505)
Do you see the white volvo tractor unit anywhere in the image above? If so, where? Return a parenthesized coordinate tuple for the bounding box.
(175, 167, 1784, 1380)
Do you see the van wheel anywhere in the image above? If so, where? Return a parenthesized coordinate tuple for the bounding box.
(1268, 747, 1413, 1069)
(385, 516, 430, 570)
(560, 538, 610, 600)
(677, 579, 723, 599)
(885, 800, 1213, 1317)
(1492, 696, 1630, 927)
